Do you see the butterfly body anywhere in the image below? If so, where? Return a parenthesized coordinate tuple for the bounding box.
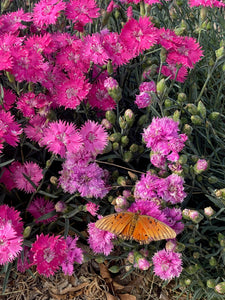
(95, 211, 176, 244)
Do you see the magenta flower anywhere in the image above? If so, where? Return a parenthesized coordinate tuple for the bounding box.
(0, 9, 31, 35)
(65, 0, 100, 25)
(194, 159, 208, 174)
(61, 236, 83, 276)
(1, 88, 16, 111)
(189, 0, 225, 7)
(0, 110, 22, 147)
(152, 249, 182, 280)
(163, 207, 184, 234)
(161, 62, 188, 83)
(17, 246, 33, 273)
(138, 258, 150, 270)
(86, 202, 99, 216)
(88, 222, 115, 256)
(161, 174, 186, 204)
(120, 17, 157, 57)
(0, 205, 23, 265)
(33, 0, 66, 28)
(13, 162, 43, 193)
(27, 197, 57, 224)
(135, 81, 156, 108)
(24, 115, 48, 147)
(80, 120, 108, 155)
(41, 120, 83, 158)
(30, 233, 66, 277)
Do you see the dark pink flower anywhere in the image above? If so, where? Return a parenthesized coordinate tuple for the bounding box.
(163, 207, 184, 234)
(41, 120, 83, 158)
(24, 115, 48, 147)
(161, 174, 186, 204)
(86, 202, 99, 216)
(88, 221, 115, 256)
(27, 197, 57, 224)
(1, 88, 16, 111)
(65, 0, 100, 25)
(33, 0, 66, 28)
(161, 62, 188, 83)
(0, 9, 31, 35)
(30, 233, 66, 277)
(152, 249, 182, 280)
(189, 0, 225, 7)
(17, 246, 33, 273)
(0, 110, 22, 147)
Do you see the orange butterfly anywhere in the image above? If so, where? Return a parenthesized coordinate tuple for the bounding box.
(95, 211, 176, 244)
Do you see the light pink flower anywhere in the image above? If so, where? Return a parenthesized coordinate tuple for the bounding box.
(138, 258, 150, 270)
(30, 233, 66, 277)
(86, 203, 99, 216)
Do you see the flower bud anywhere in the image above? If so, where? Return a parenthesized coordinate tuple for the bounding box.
(209, 112, 220, 121)
(103, 141, 112, 153)
(121, 135, 129, 147)
(137, 258, 150, 270)
(108, 87, 122, 102)
(138, 114, 148, 126)
(178, 154, 188, 164)
(189, 210, 204, 223)
(215, 282, 225, 294)
(124, 109, 135, 126)
(200, 7, 208, 21)
(117, 176, 127, 186)
(50, 176, 58, 185)
(208, 176, 218, 184)
(23, 226, 32, 238)
(186, 103, 198, 115)
(105, 110, 116, 124)
(204, 206, 215, 218)
(107, 60, 114, 75)
(194, 159, 208, 174)
(197, 101, 206, 119)
(218, 233, 225, 242)
(215, 46, 225, 60)
(209, 256, 217, 266)
(55, 201, 66, 213)
(160, 47, 167, 63)
(157, 79, 166, 97)
(193, 252, 200, 259)
(119, 116, 127, 129)
(173, 110, 181, 122)
(177, 92, 187, 103)
(112, 142, 119, 151)
(109, 265, 120, 273)
(175, 242, 186, 252)
(183, 124, 193, 135)
(101, 118, 113, 130)
(164, 98, 173, 108)
(6, 71, 15, 83)
(128, 171, 138, 181)
(109, 132, 121, 142)
(207, 279, 216, 289)
(184, 279, 191, 286)
(138, 145, 145, 154)
(129, 144, 139, 153)
(123, 151, 133, 163)
(165, 240, 177, 251)
(127, 251, 134, 264)
(191, 115, 203, 125)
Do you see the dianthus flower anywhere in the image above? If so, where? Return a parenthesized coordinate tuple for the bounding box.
(27, 197, 57, 224)
(137, 257, 150, 270)
(80, 120, 108, 155)
(86, 202, 99, 216)
(32, 0, 66, 28)
(1, 88, 16, 111)
(88, 221, 115, 256)
(17, 246, 33, 273)
(59, 162, 109, 198)
(87, 78, 116, 111)
(163, 207, 184, 234)
(0, 9, 31, 35)
(65, 0, 100, 25)
(54, 72, 91, 110)
(161, 62, 188, 83)
(24, 33, 57, 55)
(0, 205, 23, 265)
(152, 249, 182, 280)
(120, 17, 157, 57)
(0, 34, 20, 71)
(161, 174, 186, 204)
(13, 162, 43, 193)
(135, 81, 156, 108)
(30, 233, 66, 277)
(24, 115, 48, 147)
(188, 0, 225, 7)
(128, 199, 167, 223)
(61, 236, 83, 276)
(0, 162, 21, 191)
(41, 120, 83, 158)
(0, 110, 22, 147)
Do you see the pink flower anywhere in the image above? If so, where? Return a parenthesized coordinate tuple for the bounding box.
(0, 110, 22, 147)
(30, 233, 66, 277)
(17, 246, 33, 273)
(61, 236, 83, 276)
(27, 197, 57, 224)
(161, 174, 186, 204)
(120, 17, 157, 57)
(88, 222, 115, 256)
(163, 207, 184, 234)
(194, 159, 208, 174)
(152, 249, 182, 280)
(80, 120, 108, 155)
(161, 62, 188, 83)
(24, 33, 56, 55)
(138, 258, 150, 270)
(13, 161, 43, 193)
(86, 202, 99, 216)
(41, 120, 83, 158)
(135, 92, 152, 108)
(0, 205, 24, 265)
(33, 0, 66, 28)
(188, 0, 225, 7)
(1, 88, 16, 111)
(0, 9, 31, 35)
(0, 162, 21, 191)
(65, 0, 100, 25)
(24, 115, 48, 147)
(59, 162, 109, 198)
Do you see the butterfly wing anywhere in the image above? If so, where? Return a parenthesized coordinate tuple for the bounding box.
(95, 212, 134, 236)
(132, 215, 176, 244)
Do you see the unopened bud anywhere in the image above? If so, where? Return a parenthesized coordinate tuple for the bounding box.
(184, 279, 191, 286)
(197, 101, 206, 119)
(160, 47, 167, 63)
(50, 176, 58, 185)
(107, 60, 114, 75)
(109, 265, 120, 273)
(112, 142, 119, 151)
(209, 257, 217, 266)
(209, 112, 220, 121)
(138, 114, 148, 126)
(215, 282, 225, 294)
(157, 79, 166, 97)
(101, 118, 113, 130)
(119, 116, 127, 129)
(215, 46, 225, 60)
(173, 110, 180, 122)
(204, 206, 215, 218)
(124, 109, 135, 126)
(186, 103, 198, 115)
(109, 132, 121, 142)
(23, 226, 31, 238)
(191, 115, 203, 125)
(177, 92, 187, 103)
(117, 176, 127, 186)
(105, 110, 116, 124)
(55, 201, 66, 213)
(183, 124, 193, 135)
(194, 159, 208, 174)
(129, 144, 139, 153)
(208, 176, 218, 184)
(103, 141, 112, 153)
(207, 279, 216, 289)
(123, 151, 133, 163)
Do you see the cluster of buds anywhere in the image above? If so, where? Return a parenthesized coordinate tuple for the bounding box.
(125, 250, 151, 271)
(182, 209, 204, 224)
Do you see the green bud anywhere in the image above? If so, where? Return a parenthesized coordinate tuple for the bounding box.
(209, 257, 217, 266)
(208, 176, 218, 184)
(218, 233, 225, 242)
(107, 60, 114, 75)
(184, 279, 192, 286)
(183, 124, 193, 135)
(215, 282, 225, 294)
(95, 256, 105, 263)
(121, 136, 129, 147)
(124, 109, 135, 126)
(207, 279, 216, 289)
(109, 132, 121, 143)
(178, 155, 188, 164)
(138, 145, 145, 154)
(119, 116, 127, 129)
(174, 27, 185, 36)
(112, 142, 119, 151)
(157, 79, 167, 97)
(220, 239, 225, 247)
(175, 242, 185, 252)
(176, 0, 183, 6)
(149, 64, 158, 76)
(112, 170, 119, 180)
(117, 176, 127, 186)
(209, 112, 220, 121)
(108, 87, 122, 102)
(215, 46, 225, 59)
(109, 265, 120, 273)
(200, 7, 208, 21)
(103, 142, 112, 154)
(185, 265, 196, 275)
(6, 71, 15, 83)
(23, 226, 32, 238)
(189, 238, 195, 244)
(173, 110, 180, 122)
(108, 195, 114, 203)
(198, 279, 204, 288)
(105, 110, 116, 124)
(197, 101, 207, 119)
(191, 115, 203, 125)
(193, 252, 200, 259)
(164, 98, 173, 108)
(186, 103, 198, 115)
(123, 151, 133, 163)
(206, 22, 212, 30)
(114, 9, 120, 19)
(138, 114, 148, 126)
(177, 92, 187, 103)
(160, 48, 167, 63)
(129, 144, 139, 153)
